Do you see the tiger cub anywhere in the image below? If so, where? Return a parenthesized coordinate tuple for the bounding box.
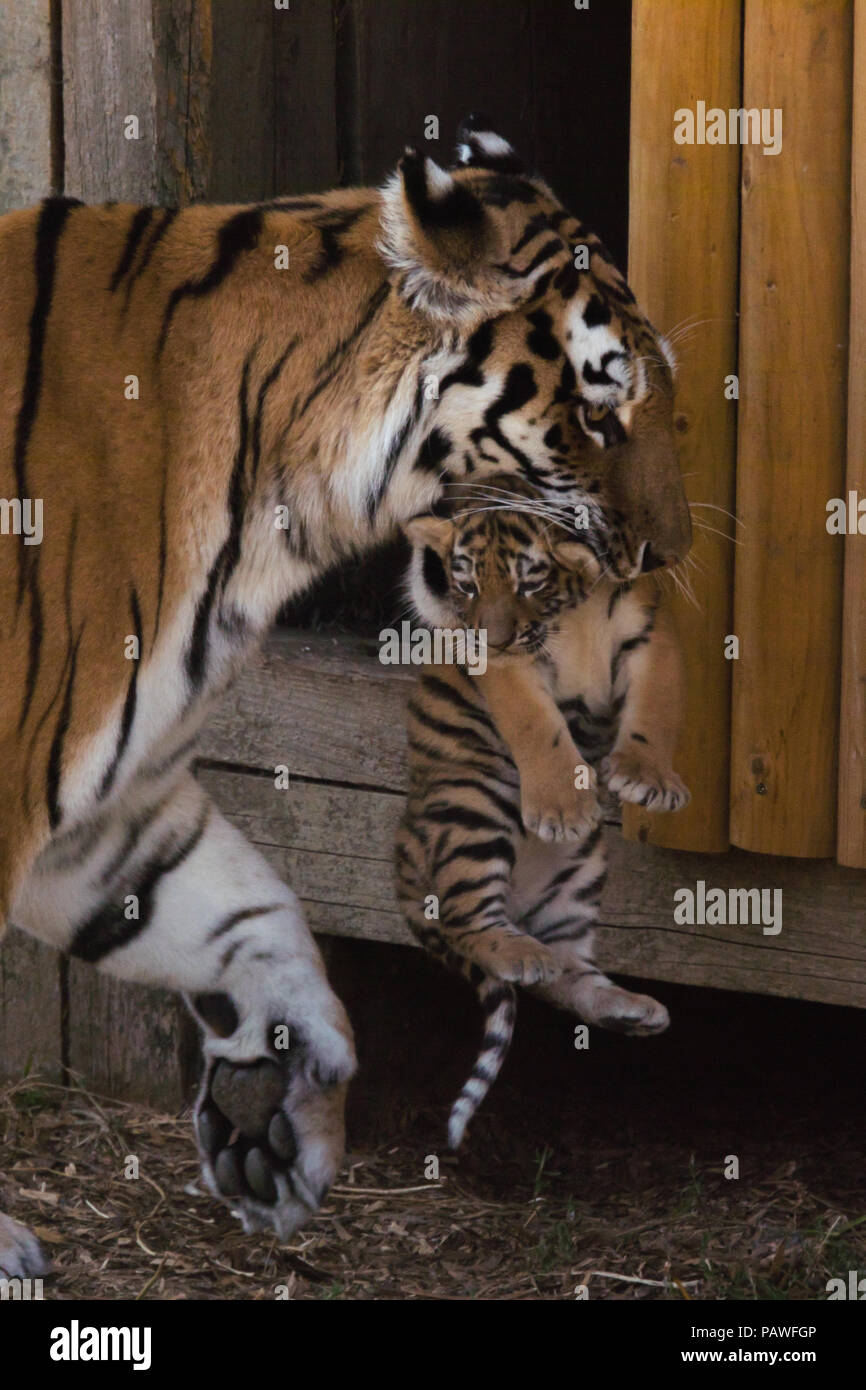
(394, 476, 690, 1148)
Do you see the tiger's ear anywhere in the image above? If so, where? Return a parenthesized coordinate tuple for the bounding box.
(379, 128, 564, 327)
(552, 539, 601, 582)
(453, 114, 525, 174)
(405, 514, 455, 556)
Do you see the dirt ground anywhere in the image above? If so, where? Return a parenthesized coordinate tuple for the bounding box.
(2, 939, 865, 1300)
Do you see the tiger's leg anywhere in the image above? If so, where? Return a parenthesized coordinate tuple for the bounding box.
(601, 601, 690, 813)
(512, 828, 669, 1034)
(11, 771, 356, 1240)
(396, 772, 560, 986)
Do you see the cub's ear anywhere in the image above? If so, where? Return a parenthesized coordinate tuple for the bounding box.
(405, 514, 455, 556)
(454, 114, 524, 174)
(552, 539, 601, 582)
(379, 132, 566, 327)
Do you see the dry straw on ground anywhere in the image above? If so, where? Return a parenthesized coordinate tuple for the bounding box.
(2, 1075, 863, 1300)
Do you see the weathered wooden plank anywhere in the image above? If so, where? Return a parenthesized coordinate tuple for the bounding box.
(198, 631, 415, 791)
(838, 0, 866, 868)
(730, 0, 852, 856)
(63, 0, 159, 201)
(63, 0, 212, 203)
(65, 964, 192, 1109)
(626, 0, 741, 853)
(0, 0, 53, 212)
(198, 762, 866, 1009)
(0, 930, 62, 1082)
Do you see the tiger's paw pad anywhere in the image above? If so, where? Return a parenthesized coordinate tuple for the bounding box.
(594, 988, 670, 1036)
(0, 1213, 50, 1281)
(522, 782, 601, 843)
(601, 753, 690, 813)
(195, 1043, 349, 1240)
(474, 934, 561, 985)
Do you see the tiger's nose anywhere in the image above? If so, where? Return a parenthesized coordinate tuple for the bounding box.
(640, 541, 674, 573)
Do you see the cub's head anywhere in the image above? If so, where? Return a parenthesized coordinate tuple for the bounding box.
(405, 474, 600, 658)
(380, 116, 691, 581)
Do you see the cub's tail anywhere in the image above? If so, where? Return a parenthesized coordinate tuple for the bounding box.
(447, 970, 517, 1151)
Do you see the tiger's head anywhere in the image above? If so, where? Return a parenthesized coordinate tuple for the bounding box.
(405, 473, 601, 659)
(380, 116, 691, 582)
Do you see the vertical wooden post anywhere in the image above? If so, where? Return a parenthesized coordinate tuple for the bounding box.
(63, 0, 211, 204)
(730, 0, 852, 857)
(838, 0, 866, 868)
(625, 0, 741, 852)
(0, 0, 54, 212)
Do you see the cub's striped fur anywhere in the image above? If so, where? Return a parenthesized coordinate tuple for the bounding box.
(396, 475, 689, 1147)
(0, 116, 690, 1273)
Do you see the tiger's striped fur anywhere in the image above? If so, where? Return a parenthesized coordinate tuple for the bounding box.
(396, 475, 690, 1147)
(0, 116, 691, 1271)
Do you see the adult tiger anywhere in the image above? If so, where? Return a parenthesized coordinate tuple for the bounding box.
(0, 118, 690, 1275)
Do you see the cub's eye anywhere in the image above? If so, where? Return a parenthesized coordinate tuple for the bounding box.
(453, 575, 478, 597)
(517, 577, 547, 596)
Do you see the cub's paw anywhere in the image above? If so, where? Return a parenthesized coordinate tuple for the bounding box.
(195, 1022, 354, 1240)
(601, 751, 690, 813)
(0, 1213, 50, 1280)
(522, 771, 601, 843)
(592, 986, 671, 1036)
(470, 932, 561, 985)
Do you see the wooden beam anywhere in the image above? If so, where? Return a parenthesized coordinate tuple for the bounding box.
(197, 761, 866, 1009)
(626, 0, 741, 853)
(731, 0, 852, 856)
(838, 0, 866, 868)
(198, 633, 866, 1009)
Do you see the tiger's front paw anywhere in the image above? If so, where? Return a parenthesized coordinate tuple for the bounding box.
(195, 1018, 355, 1240)
(601, 750, 690, 813)
(521, 767, 601, 842)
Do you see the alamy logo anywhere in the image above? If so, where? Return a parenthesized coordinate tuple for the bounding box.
(379, 620, 488, 675)
(0, 496, 43, 545)
(49, 1320, 152, 1370)
(826, 1271, 866, 1299)
(674, 102, 782, 156)
(673, 880, 782, 935)
(0, 1276, 44, 1299)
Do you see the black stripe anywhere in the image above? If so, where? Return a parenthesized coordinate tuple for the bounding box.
(70, 802, 211, 963)
(158, 207, 263, 354)
(440, 871, 508, 903)
(46, 624, 84, 831)
(13, 196, 80, 604)
(292, 281, 389, 423)
(435, 836, 515, 870)
(125, 207, 178, 305)
(109, 207, 153, 292)
(250, 338, 299, 488)
(428, 778, 519, 825)
(207, 903, 283, 942)
(98, 586, 143, 799)
(424, 805, 507, 834)
(185, 351, 254, 689)
(153, 467, 168, 644)
(18, 559, 43, 732)
(98, 791, 173, 886)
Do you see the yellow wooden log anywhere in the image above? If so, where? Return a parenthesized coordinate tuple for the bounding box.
(730, 0, 852, 858)
(838, 0, 866, 868)
(625, 0, 741, 852)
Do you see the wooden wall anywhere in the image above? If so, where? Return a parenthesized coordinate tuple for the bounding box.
(627, 0, 864, 869)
